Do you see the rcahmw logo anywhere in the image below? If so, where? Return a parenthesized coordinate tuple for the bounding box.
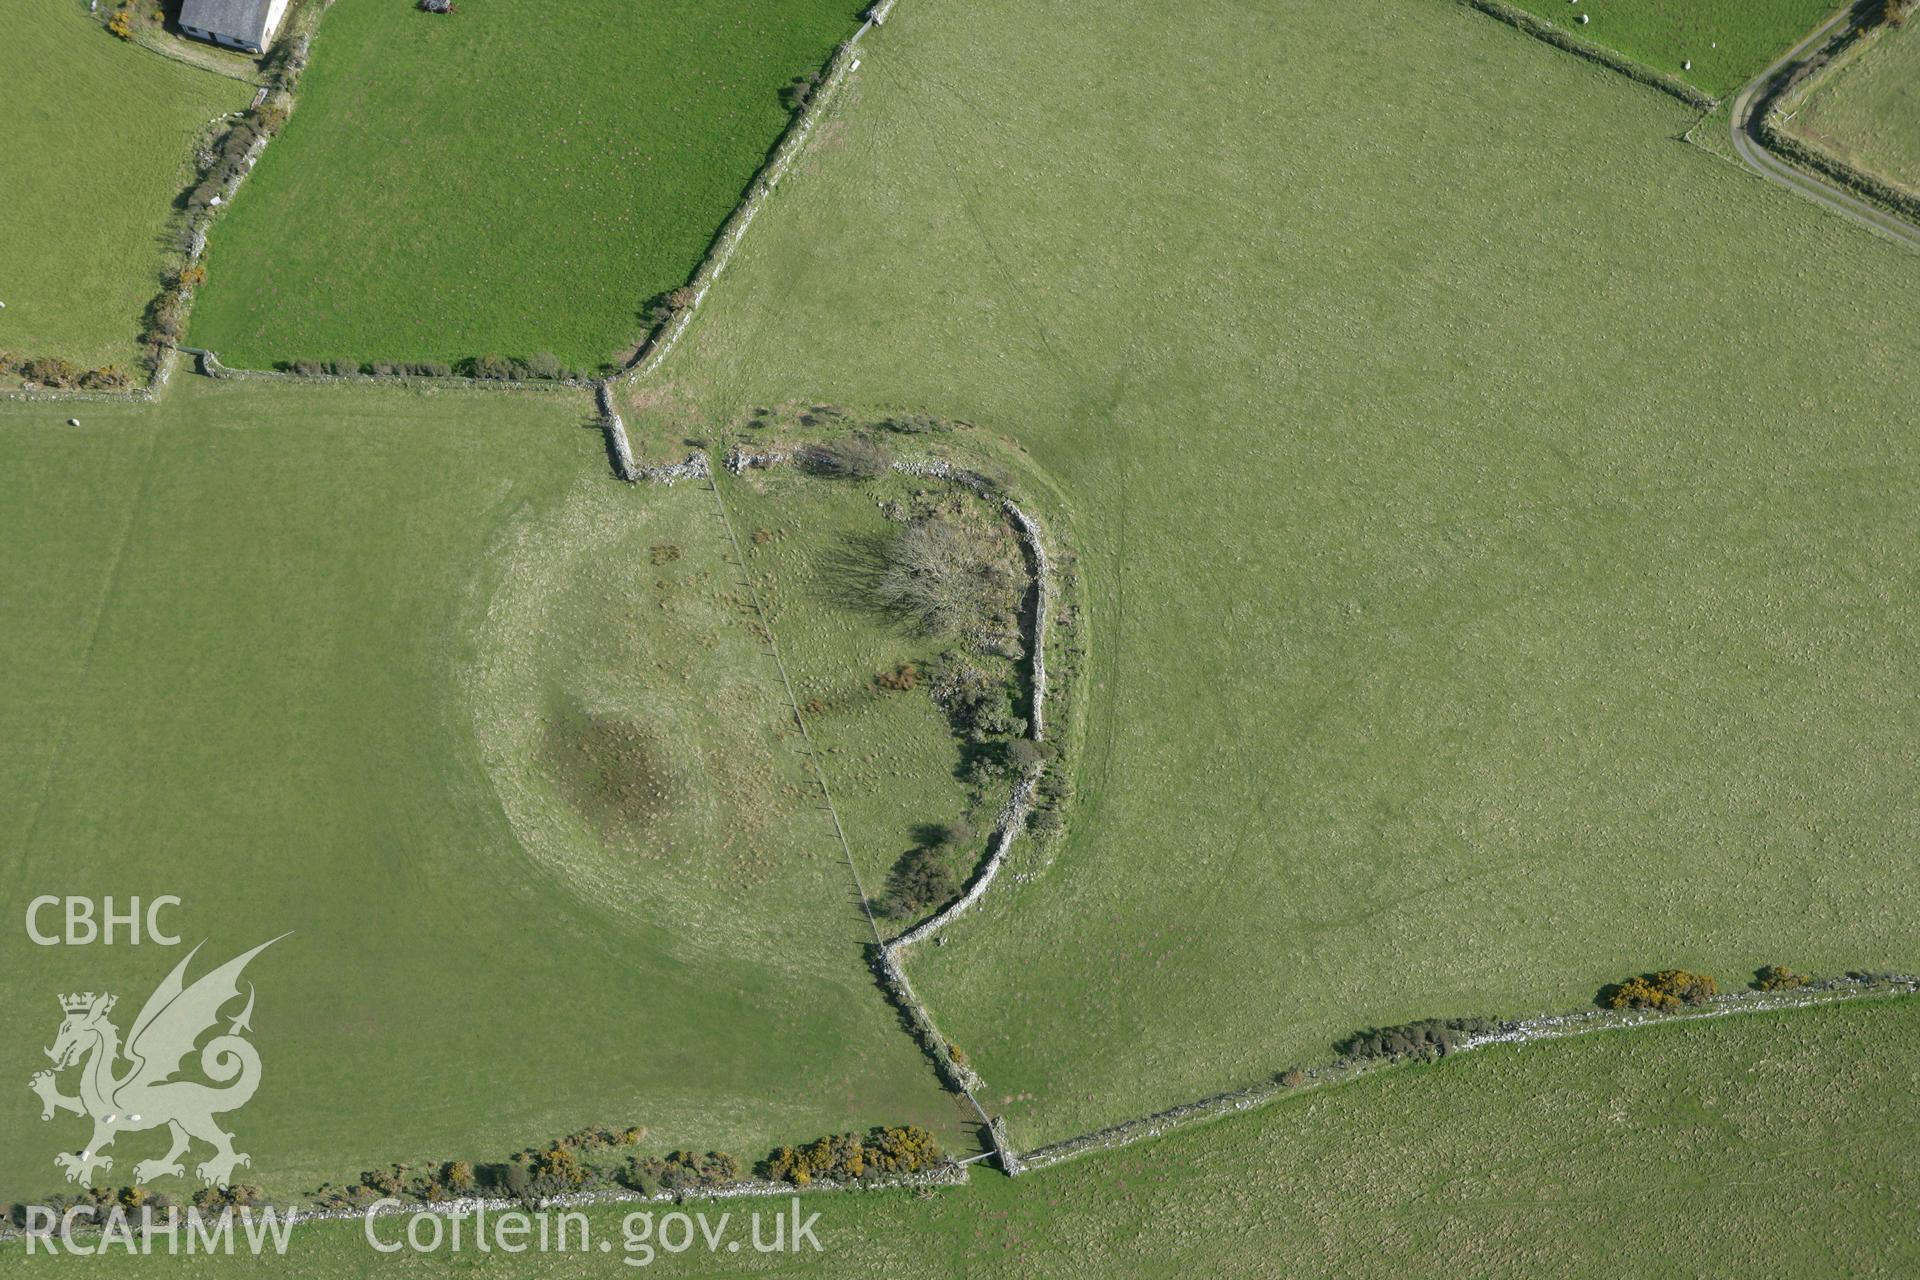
(29, 936, 286, 1189)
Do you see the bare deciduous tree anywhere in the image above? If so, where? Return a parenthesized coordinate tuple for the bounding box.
(875, 513, 1023, 646)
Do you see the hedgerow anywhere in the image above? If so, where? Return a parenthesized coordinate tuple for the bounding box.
(762, 1126, 943, 1186)
(0, 352, 130, 390)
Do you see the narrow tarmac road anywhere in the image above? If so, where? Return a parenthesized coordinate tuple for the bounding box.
(1729, 5, 1920, 251)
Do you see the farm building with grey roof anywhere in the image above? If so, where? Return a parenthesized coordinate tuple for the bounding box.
(178, 0, 290, 54)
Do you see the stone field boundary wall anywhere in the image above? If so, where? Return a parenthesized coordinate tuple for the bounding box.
(1018, 975, 1920, 1173)
(717, 443, 1056, 1174)
(619, 4, 895, 386)
(1463, 0, 1717, 112)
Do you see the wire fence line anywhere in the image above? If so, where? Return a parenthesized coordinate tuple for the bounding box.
(704, 465, 885, 946)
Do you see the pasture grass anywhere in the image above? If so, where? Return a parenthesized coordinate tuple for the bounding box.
(1496, 0, 1836, 95)
(714, 463, 1006, 912)
(21, 995, 1920, 1275)
(1781, 16, 1920, 194)
(0, 1, 251, 370)
(622, 0, 1920, 1148)
(0, 376, 967, 1205)
(187, 0, 864, 371)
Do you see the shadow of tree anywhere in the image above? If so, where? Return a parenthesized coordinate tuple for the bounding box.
(816, 528, 917, 630)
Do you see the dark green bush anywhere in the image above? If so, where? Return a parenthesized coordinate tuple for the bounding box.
(930, 655, 1010, 737)
(78, 366, 129, 390)
(359, 1166, 406, 1196)
(1337, 1017, 1494, 1063)
(253, 100, 290, 135)
(1752, 964, 1809, 992)
(883, 844, 960, 918)
(1007, 738, 1054, 773)
(143, 291, 187, 346)
(617, 1150, 736, 1196)
(618, 1160, 659, 1196)
(781, 70, 822, 112)
(191, 1183, 261, 1211)
(1026, 805, 1064, 838)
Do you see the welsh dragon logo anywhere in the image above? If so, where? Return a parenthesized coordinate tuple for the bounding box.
(28, 937, 283, 1189)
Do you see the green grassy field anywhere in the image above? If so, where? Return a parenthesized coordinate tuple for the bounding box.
(1782, 18, 1920, 195)
(0, 2, 250, 370)
(1498, 0, 1835, 95)
(187, 0, 864, 371)
(18, 996, 1919, 1275)
(10, 0, 1920, 1267)
(621, 0, 1920, 1149)
(0, 377, 967, 1205)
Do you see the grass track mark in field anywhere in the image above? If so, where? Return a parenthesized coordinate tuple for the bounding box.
(5, 424, 161, 876)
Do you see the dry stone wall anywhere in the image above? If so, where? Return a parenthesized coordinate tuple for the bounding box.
(636, 452, 712, 485)
(1464, 0, 1715, 111)
(1019, 975, 1920, 1173)
(655, 439, 1054, 1175)
(598, 380, 638, 482)
(621, 16, 882, 383)
(887, 760, 1043, 953)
